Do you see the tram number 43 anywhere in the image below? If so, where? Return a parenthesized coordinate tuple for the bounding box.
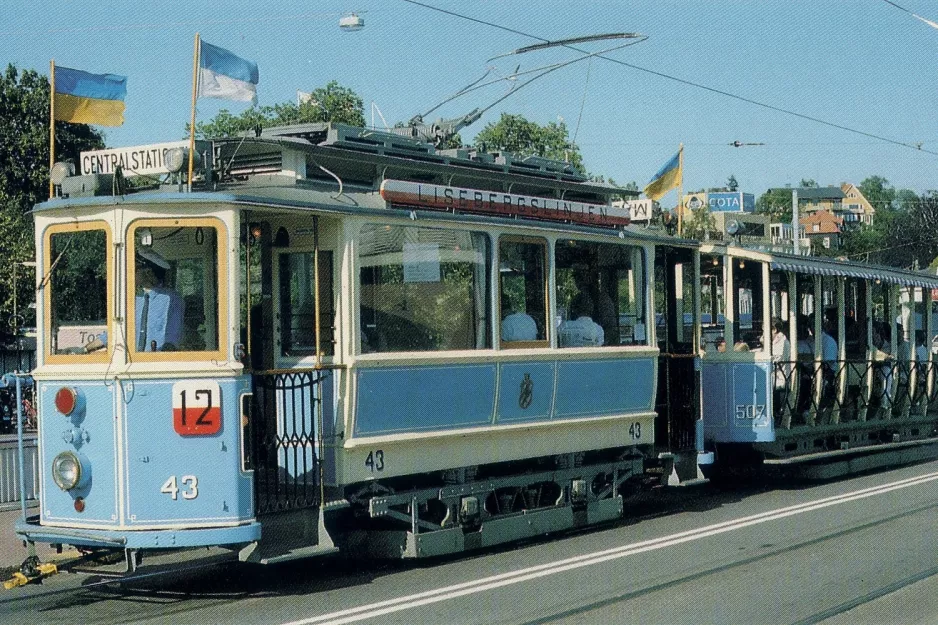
(365, 450, 385, 472)
(160, 475, 198, 500)
(628, 422, 642, 440)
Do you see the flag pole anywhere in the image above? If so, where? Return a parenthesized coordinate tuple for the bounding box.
(676, 143, 684, 237)
(187, 33, 200, 192)
(49, 59, 56, 200)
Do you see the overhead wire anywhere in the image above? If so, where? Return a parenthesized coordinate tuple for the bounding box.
(401, 0, 938, 157)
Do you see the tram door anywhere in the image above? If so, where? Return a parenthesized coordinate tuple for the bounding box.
(653, 246, 700, 454)
(244, 218, 336, 519)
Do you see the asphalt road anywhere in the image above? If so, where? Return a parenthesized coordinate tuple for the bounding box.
(2, 460, 938, 625)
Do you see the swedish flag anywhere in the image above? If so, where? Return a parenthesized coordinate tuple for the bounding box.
(644, 147, 683, 201)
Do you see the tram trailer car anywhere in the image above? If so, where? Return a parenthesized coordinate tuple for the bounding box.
(698, 243, 938, 478)
(10, 123, 712, 569)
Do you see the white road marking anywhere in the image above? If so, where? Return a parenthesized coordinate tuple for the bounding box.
(284, 470, 938, 625)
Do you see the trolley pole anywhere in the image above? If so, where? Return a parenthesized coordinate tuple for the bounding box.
(792, 189, 800, 255)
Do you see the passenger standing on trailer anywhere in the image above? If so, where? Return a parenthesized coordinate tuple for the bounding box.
(818, 317, 839, 422)
(771, 317, 791, 424)
(873, 323, 895, 417)
(796, 318, 814, 421)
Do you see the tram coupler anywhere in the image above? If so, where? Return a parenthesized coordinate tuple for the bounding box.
(3, 555, 58, 590)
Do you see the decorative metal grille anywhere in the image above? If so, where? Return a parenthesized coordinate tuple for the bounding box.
(249, 369, 330, 514)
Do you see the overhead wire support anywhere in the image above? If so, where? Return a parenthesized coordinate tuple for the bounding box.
(401, 0, 938, 157)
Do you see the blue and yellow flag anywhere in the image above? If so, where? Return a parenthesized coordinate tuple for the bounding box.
(53, 65, 127, 127)
(644, 146, 683, 201)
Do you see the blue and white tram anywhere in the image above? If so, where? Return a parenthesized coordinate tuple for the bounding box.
(698, 243, 938, 476)
(11, 123, 710, 568)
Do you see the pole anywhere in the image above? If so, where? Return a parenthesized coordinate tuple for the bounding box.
(49, 60, 56, 200)
(792, 189, 800, 255)
(187, 33, 200, 192)
(676, 144, 684, 237)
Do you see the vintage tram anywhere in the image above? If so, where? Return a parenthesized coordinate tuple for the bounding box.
(9, 123, 711, 569)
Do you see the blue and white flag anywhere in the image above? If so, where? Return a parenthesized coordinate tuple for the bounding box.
(198, 40, 259, 104)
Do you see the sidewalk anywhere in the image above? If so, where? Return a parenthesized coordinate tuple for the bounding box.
(0, 506, 77, 572)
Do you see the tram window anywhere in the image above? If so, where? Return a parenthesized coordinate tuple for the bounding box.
(359, 225, 490, 353)
(844, 278, 867, 358)
(733, 259, 764, 350)
(279, 251, 334, 357)
(499, 238, 547, 346)
(699, 256, 725, 350)
(46, 226, 109, 357)
(129, 223, 221, 354)
(555, 240, 645, 347)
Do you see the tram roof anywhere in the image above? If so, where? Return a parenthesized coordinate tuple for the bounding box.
(701, 243, 938, 289)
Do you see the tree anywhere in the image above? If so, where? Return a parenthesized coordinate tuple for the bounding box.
(0, 64, 104, 331)
(859, 175, 897, 213)
(799, 178, 819, 188)
(756, 187, 794, 222)
(683, 206, 716, 241)
(194, 80, 366, 138)
(472, 113, 584, 171)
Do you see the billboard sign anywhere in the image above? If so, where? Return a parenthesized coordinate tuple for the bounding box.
(708, 192, 755, 213)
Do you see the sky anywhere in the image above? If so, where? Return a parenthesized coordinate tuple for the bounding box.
(3, 0, 938, 200)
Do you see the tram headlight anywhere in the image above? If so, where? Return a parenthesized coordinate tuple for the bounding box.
(51, 451, 83, 491)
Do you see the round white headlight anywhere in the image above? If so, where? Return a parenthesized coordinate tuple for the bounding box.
(52, 451, 82, 491)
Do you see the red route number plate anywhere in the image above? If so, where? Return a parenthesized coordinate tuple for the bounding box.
(171, 381, 222, 436)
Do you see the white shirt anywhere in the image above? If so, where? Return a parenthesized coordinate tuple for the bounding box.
(772, 331, 791, 388)
(501, 312, 538, 342)
(558, 316, 604, 347)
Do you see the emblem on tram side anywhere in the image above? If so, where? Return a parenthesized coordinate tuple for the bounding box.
(519, 373, 533, 409)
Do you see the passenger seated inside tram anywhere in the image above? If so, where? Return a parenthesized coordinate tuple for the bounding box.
(713, 336, 727, 353)
(558, 299, 604, 347)
(135, 254, 183, 352)
(501, 310, 538, 342)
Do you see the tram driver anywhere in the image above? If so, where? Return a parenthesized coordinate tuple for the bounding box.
(135, 252, 184, 352)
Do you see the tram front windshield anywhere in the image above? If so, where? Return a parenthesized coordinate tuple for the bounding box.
(129, 222, 221, 354)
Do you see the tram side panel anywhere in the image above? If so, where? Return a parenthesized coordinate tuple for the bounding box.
(702, 360, 774, 449)
(343, 356, 657, 483)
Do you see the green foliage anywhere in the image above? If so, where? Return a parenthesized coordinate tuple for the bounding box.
(194, 80, 366, 138)
(799, 178, 819, 188)
(755, 187, 794, 222)
(683, 207, 716, 240)
(473, 113, 584, 171)
(0, 64, 104, 330)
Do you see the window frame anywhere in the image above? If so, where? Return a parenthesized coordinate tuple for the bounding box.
(43, 221, 114, 365)
(356, 222, 493, 355)
(274, 246, 336, 363)
(497, 235, 550, 349)
(554, 238, 647, 348)
(126, 217, 229, 362)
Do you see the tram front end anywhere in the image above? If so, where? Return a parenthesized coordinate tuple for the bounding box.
(12, 200, 260, 571)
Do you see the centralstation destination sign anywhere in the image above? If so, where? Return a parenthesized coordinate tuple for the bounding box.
(379, 180, 630, 227)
